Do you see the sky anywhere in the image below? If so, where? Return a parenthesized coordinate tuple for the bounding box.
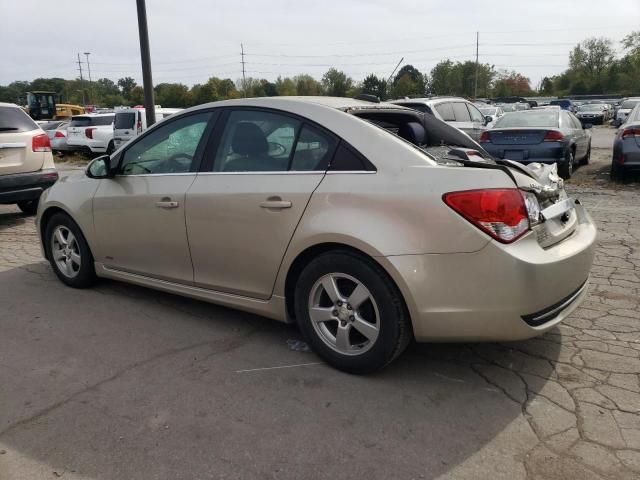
(1, 0, 639, 88)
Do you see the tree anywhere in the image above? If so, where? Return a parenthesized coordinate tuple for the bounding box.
(321, 68, 353, 97)
(117, 77, 137, 99)
(275, 76, 297, 96)
(391, 65, 426, 98)
(260, 79, 278, 97)
(130, 86, 144, 105)
(361, 74, 387, 100)
(154, 83, 189, 107)
(540, 77, 554, 95)
(294, 74, 322, 96)
(568, 37, 615, 92)
(492, 70, 532, 97)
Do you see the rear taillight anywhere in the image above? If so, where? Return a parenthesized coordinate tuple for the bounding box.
(136, 120, 142, 133)
(85, 127, 96, 139)
(479, 131, 490, 143)
(621, 127, 640, 139)
(54, 130, 65, 138)
(544, 130, 564, 142)
(32, 133, 51, 152)
(443, 188, 535, 243)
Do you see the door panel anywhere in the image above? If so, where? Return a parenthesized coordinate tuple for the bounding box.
(92, 111, 215, 283)
(186, 173, 324, 299)
(93, 175, 197, 283)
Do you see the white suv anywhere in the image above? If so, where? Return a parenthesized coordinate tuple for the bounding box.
(390, 97, 490, 142)
(67, 113, 116, 155)
(0, 103, 58, 214)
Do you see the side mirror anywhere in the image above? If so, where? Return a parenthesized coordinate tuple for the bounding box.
(484, 115, 493, 125)
(86, 155, 114, 179)
(583, 123, 593, 130)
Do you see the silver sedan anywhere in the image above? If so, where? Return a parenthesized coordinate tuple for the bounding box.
(36, 97, 597, 373)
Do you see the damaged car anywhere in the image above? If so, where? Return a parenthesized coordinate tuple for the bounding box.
(36, 97, 596, 373)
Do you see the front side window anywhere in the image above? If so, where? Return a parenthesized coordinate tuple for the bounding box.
(119, 112, 212, 175)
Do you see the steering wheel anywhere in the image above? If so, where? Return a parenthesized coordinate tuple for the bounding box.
(166, 153, 193, 173)
(267, 142, 286, 157)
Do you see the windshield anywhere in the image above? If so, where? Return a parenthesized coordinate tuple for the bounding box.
(621, 100, 640, 109)
(494, 111, 558, 128)
(499, 104, 516, 112)
(578, 105, 604, 112)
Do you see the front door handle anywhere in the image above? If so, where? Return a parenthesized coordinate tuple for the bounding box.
(156, 198, 179, 209)
(260, 197, 292, 210)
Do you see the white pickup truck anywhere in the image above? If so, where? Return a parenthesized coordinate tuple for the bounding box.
(66, 113, 115, 155)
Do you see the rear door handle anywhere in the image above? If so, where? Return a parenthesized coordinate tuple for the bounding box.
(156, 198, 179, 209)
(260, 198, 292, 210)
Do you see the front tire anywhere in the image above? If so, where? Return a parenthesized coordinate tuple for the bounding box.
(44, 213, 97, 288)
(294, 251, 412, 374)
(17, 199, 38, 215)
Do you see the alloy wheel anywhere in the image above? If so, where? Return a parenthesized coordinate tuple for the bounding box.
(308, 273, 380, 356)
(51, 225, 82, 278)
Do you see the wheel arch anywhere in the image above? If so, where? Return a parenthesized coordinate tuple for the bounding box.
(39, 206, 91, 261)
(282, 241, 416, 329)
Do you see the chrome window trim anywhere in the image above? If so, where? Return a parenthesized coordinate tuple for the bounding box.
(195, 171, 325, 176)
(114, 172, 196, 178)
(114, 170, 376, 177)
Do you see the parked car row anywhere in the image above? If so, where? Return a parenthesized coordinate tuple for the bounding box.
(611, 102, 640, 179)
(37, 107, 182, 157)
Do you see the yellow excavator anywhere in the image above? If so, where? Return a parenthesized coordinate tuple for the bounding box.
(24, 91, 85, 120)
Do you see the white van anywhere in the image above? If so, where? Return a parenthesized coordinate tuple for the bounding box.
(113, 107, 182, 150)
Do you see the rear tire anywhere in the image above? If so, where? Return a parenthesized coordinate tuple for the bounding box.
(580, 145, 591, 165)
(610, 162, 623, 181)
(17, 199, 38, 215)
(294, 250, 412, 374)
(558, 149, 574, 179)
(44, 213, 97, 288)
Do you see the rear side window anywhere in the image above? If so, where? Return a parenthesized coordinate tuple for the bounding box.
(329, 143, 375, 171)
(451, 103, 471, 122)
(400, 103, 433, 115)
(435, 103, 455, 121)
(290, 125, 338, 171)
(0, 106, 38, 132)
(114, 112, 136, 129)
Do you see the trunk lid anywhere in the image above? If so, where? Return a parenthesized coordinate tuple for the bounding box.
(487, 129, 547, 145)
(0, 130, 44, 175)
(504, 160, 578, 248)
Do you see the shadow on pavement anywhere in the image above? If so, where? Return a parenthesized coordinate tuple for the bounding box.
(0, 262, 561, 479)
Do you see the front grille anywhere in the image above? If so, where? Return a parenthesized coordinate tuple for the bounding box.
(521, 280, 588, 327)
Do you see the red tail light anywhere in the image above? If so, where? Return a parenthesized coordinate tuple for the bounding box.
(479, 131, 491, 143)
(136, 120, 142, 133)
(621, 127, 640, 139)
(443, 189, 530, 243)
(85, 127, 96, 139)
(543, 130, 564, 141)
(54, 130, 65, 138)
(32, 133, 51, 152)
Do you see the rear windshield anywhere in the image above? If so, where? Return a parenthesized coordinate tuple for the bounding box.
(0, 106, 39, 132)
(39, 121, 63, 130)
(550, 100, 570, 108)
(69, 115, 115, 127)
(578, 105, 604, 112)
(114, 112, 136, 129)
(621, 100, 640, 109)
(494, 111, 558, 128)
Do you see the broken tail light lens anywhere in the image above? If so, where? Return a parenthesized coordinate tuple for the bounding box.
(443, 189, 532, 243)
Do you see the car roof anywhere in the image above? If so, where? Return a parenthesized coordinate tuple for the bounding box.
(0, 102, 21, 108)
(390, 97, 468, 105)
(72, 113, 115, 118)
(186, 96, 414, 114)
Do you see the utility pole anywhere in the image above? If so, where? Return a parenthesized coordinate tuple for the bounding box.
(241, 43, 246, 97)
(136, 0, 156, 127)
(84, 52, 92, 104)
(76, 53, 86, 106)
(474, 31, 479, 100)
(387, 56, 404, 87)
